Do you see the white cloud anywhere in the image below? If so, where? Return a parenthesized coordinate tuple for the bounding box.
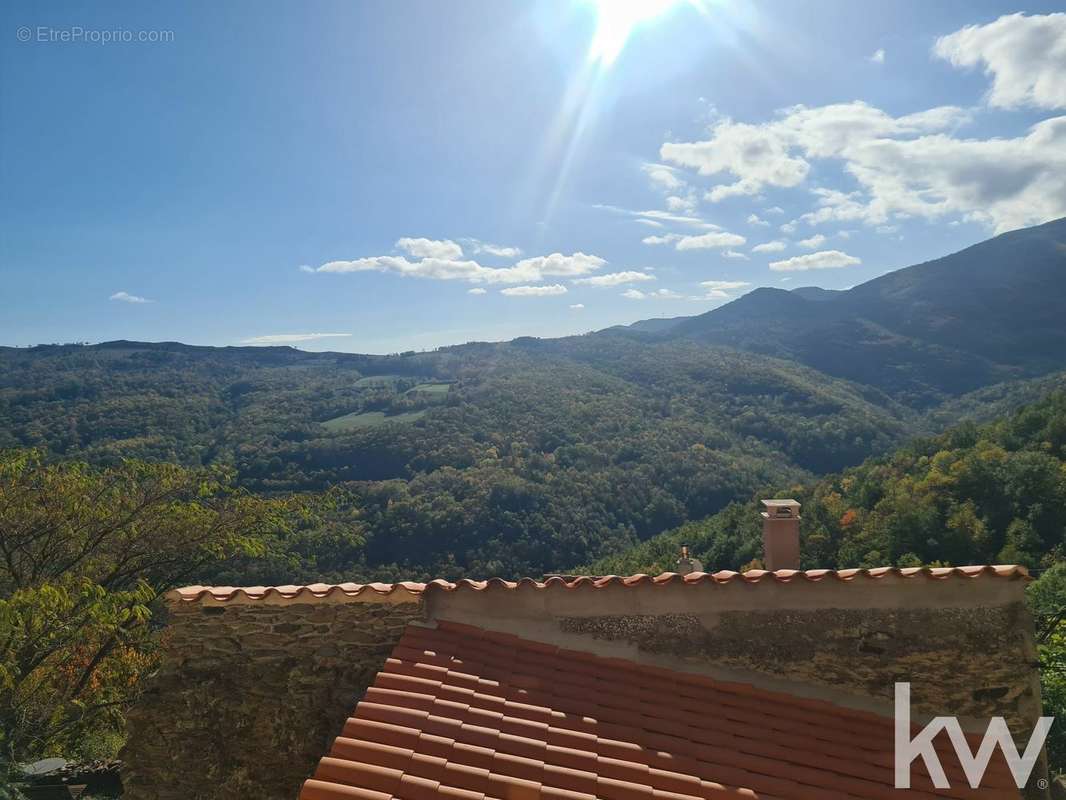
(721, 249, 749, 260)
(396, 237, 464, 260)
(298, 265, 315, 273)
(798, 233, 827, 249)
(634, 218, 664, 228)
(241, 333, 352, 345)
(314, 251, 605, 284)
(573, 270, 656, 287)
(675, 231, 746, 250)
(752, 240, 787, 253)
(515, 252, 605, 278)
(570, 303, 585, 310)
(645, 231, 747, 250)
(764, 206, 785, 215)
(780, 220, 799, 234)
(461, 238, 523, 258)
(666, 194, 698, 213)
(701, 280, 751, 291)
(468, 288, 487, 295)
(747, 213, 770, 226)
(769, 250, 861, 271)
(110, 291, 152, 304)
(661, 101, 968, 203)
(642, 234, 681, 246)
(622, 288, 684, 300)
(934, 13, 1066, 110)
(500, 284, 568, 296)
(642, 163, 685, 191)
(869, 48, 886, 64)
(662, 94, 1066, 234)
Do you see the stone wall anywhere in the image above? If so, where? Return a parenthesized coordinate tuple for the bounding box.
(120, 596, 423, 800)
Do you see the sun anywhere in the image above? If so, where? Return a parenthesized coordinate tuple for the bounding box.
(585, 0, 684, 65)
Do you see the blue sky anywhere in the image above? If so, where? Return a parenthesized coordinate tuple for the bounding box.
(2, 1, 1065, 353)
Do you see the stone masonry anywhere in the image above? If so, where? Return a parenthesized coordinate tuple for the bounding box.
(120, 595, 423, 800)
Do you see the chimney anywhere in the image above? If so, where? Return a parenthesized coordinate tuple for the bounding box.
(675, 545, 704, 575)
(761, 499, 801, 571)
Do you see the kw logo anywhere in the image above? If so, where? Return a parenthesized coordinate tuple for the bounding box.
(894, 682, 1053, 789)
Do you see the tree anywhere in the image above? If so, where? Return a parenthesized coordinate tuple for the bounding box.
(0, 450, 300, 775)
(1027, 564, 1066, 773)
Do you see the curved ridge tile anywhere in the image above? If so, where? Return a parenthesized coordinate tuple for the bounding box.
(172, 565, 1029, 605)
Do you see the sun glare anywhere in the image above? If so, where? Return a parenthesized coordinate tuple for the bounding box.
(586, 0, 682, 65)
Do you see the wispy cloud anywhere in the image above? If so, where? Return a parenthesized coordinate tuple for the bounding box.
(500, 284, 567, 297)
(701, 280, 751, 291)
(869, 48, 886, 64)
(570, 303, 585, 310)
(642, 162, 685, 191)
(698, 279, 752, 300)
(467, 288, 487, 295)
(593, 203, 720, 230)
(241, 333, 353, 345)
(311, 249, 604, 285)
(752, 241, 787, 253)
(573, 270, 655, 287)
(110, 291, 153, 304)
(747, 213, 770, 227)
(461, 238, 523, 258)
(622, 288, 683, 300)
(769, 250, 861, 271)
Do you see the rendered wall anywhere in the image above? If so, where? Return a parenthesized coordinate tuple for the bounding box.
(426, 574, 1041, 735)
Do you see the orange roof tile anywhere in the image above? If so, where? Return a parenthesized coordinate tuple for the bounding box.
(299, 622, 1019, 800)
(172, 565, 1028, 604)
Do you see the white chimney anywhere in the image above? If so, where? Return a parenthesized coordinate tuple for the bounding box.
(761, 499, 801, 570)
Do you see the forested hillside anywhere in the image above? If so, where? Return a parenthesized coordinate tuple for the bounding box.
(589, 389, 1066, 576)
(2, 218, 1065, 580)
(630, 216, 1066, 407)
(0, 337, 911, 578)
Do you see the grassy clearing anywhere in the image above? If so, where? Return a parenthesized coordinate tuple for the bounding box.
(354, 374, 404, 388)
(406, 382, 451, 397)
(321, 409, 427, 431)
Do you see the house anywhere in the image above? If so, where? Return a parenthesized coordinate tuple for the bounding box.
(121, 501, 1046, 798)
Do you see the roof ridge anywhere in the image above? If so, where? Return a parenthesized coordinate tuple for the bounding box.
(171, 565, 1030, 604)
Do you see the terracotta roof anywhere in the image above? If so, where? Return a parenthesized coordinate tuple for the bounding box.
(173, 565, 1028, 604)
(299, 621, 1018, 800)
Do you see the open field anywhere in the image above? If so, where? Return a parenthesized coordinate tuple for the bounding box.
(320, 408, 427, 431)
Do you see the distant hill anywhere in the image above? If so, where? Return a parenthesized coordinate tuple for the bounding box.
(789, 286, 842, 301)
(4, 217, 1066, 578)
(622, 217, 1066, 406)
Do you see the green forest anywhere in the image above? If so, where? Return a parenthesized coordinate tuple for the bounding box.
(4, 336, 1066, 785)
